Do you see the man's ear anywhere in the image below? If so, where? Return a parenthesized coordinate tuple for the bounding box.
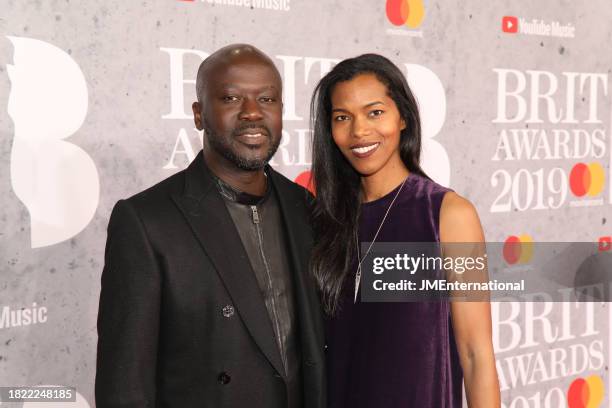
(192, 102, 204, 131)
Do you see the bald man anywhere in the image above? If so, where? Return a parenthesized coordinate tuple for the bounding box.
(96, 44, 325, 408)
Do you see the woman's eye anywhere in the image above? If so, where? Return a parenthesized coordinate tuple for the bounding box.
(369, 109, 384, 117)
(334, 115, 349, 122)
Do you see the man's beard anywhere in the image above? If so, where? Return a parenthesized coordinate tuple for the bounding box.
(206, 127, 281, 171)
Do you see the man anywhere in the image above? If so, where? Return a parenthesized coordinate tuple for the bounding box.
(96, 44, 325, 408)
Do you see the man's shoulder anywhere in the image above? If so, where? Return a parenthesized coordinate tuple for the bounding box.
(269, 167, 313, 205)
(122, 168, 186, 212)
(105, 169, 189, 239)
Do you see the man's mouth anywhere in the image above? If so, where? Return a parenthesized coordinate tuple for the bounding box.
(234, 128, 270, 146)
(239, 132, 266, 138)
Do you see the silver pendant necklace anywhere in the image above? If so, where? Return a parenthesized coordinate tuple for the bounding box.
(354, 176, 408, 303)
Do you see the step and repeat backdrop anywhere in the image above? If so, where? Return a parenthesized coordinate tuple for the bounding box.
(1, 0, 611, 407)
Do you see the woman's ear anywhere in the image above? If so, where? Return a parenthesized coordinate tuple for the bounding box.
(400, 118, 407, 131)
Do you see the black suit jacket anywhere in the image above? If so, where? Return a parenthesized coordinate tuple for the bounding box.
(95, 151, 325, 408)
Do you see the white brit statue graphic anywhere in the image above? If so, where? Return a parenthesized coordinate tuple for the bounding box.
(7, 36, 99, 248)
(405, 63, 450, 187)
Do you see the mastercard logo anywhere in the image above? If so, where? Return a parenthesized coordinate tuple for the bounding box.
(503, 234, 533, 265)
(294, 170, 315, 195)
(385, 0, 425, 28)
(570, 162, 605, 197)
(567, 375, 604, 408)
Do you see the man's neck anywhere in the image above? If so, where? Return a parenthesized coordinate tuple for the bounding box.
(203, 149, 268, 196)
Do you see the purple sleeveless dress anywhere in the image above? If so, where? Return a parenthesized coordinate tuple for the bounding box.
(325, 173, 463, 408)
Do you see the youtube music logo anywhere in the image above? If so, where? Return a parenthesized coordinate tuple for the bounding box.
(501, 15, 575, 37)
(502, 16, 518, 33)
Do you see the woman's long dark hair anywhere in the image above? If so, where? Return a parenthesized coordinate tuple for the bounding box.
(310, 53, 429, 315)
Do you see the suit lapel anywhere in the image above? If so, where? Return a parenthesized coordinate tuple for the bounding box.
(171, 152, 285, 376)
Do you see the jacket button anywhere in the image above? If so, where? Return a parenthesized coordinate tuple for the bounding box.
(222, 305, 234, 318)
(218, 372, 231, 385)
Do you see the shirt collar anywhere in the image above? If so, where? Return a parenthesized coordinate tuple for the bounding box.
(212, 170, 270, 206)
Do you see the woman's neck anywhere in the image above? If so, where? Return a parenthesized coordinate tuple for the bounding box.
(360, 158, 410, 203)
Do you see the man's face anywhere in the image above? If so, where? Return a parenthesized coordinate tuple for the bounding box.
(193, 57, 283, 171)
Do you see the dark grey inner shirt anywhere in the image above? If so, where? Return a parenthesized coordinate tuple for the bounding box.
(213, 174, 301, 384)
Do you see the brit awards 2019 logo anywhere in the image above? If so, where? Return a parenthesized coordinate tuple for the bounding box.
(6, 36, 99, 248)
(490, 69, 609, 213)
(493, 301, 607, 408)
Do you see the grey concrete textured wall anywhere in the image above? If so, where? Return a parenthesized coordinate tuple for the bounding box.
(0, 0, 610, 406)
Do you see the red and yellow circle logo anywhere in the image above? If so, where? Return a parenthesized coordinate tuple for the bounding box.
(503, 234, 534, 265)
(567, 375, 604, 408)
(294, 170, 315, 195)
(569, 162, 605, 197)
(385, 0, 425, 28)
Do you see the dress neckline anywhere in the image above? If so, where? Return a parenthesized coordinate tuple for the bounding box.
(360, 173, 414, 209)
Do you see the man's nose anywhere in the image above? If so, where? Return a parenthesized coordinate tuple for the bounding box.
(238, 98, 264, 121)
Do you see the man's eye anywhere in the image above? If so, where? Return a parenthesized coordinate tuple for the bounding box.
(222, 95, 239, 102)
(259, 96, 276, 103)
(369, 109, 384, 117)
(333, 115, 349, 122)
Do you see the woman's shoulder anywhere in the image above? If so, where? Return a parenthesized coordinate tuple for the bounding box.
(407, 174, 478, 218)
(394, 173, 457, 241)
(438, 191, 484, 242)
(405, 172, 453, 201)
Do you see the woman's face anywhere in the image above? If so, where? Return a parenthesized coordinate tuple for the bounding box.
(330, 73, 406, 177)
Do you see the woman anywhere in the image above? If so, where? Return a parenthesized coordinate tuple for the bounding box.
(310, 54, 500, 407)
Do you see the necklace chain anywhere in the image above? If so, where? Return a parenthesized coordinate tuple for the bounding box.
(354, 176, 408, 303)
